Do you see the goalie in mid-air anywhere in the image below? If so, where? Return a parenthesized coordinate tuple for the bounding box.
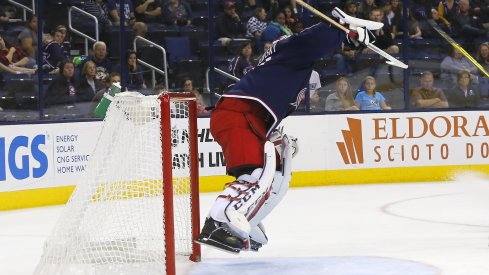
(195, 7, 386, 253)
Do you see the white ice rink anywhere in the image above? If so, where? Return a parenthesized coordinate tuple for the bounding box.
(1, 173, 489, 275)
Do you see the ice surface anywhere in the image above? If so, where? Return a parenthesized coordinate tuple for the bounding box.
(1, 173, 489, 275)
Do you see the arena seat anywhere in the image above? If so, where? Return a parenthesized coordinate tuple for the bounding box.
(164, 36, 199, 64)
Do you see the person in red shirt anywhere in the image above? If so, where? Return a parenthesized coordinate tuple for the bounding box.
(0, 34, 36, 74)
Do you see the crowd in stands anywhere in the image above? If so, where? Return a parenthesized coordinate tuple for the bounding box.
(1, 0, 489, 117)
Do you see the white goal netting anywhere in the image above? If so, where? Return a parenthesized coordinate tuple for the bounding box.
(34, 92, 198, 275)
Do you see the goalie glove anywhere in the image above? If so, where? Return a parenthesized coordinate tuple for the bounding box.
(345, 27, 376, 50)
(332, 7, 381, 49)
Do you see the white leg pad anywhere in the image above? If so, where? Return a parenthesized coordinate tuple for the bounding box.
(209, 141, 277, 239)
(249, 134, 294, 228)
(250, 222, 268, 245)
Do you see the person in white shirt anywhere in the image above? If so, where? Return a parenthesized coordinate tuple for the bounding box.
(308, 70, 321, 110)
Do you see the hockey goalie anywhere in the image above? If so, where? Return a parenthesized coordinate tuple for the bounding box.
(195, 7, 383, 253)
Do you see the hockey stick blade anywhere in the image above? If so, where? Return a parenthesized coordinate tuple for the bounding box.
(366, 43, 408, 69)
(294, 0, 408, 69)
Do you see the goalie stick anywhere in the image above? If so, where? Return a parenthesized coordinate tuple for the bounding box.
(427, 19, 489, 78)
(295, 0, 408, 69)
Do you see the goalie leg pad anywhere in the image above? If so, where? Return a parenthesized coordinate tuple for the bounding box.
(209, 141, 277, 240)
(250, 222, 268, 245)
(248, 134, 294, 228)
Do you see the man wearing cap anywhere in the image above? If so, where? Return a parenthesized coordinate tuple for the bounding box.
(216, 1, 246, 45)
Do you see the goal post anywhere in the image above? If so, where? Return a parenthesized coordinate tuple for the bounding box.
(34, 92, 201, 275)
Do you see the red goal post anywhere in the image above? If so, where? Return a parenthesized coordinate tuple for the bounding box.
(160, 92, 202, 273)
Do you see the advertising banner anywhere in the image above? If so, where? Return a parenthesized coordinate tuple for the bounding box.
(2, 111, 489, 193)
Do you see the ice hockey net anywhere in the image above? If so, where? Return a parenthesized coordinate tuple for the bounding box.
(34, 92, 201, 275)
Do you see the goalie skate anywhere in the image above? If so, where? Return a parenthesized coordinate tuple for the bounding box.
(195, 217, 247, 254)
(250, 239, 263, 252)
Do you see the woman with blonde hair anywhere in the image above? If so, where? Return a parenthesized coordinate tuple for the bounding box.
(355, 75, 391, 110)
(325, 77, 359, 111)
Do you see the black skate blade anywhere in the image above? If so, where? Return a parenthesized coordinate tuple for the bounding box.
(249, 240, 262, 252)
(195, 237, 241, 254)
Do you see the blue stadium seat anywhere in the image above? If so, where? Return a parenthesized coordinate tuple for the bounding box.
(6, 79, 38, 110)
(146, 25, 180, 46)
(180, 26, 208, 54)
(164, 36, 199, 64)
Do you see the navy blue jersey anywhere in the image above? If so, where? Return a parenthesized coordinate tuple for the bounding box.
(223, 22, 343, 135)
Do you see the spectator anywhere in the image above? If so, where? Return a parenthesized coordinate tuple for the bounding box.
(451, 0, 488, 45)
(0, 34, 36, 73)
(437, 0, 458, 26)
(411, 0, 433, 20)
(473, 0, 489, 28)
(344, 0, 360, 17)
(76, 60, 105, 99)
(392, 8, 423, 39)
(256, 40, 273, 60)
(229, 41, 256, 79)
(123, 50, 145, 90)
(476, 42, 489, 74)
(0, 5, 10, 25)
(358, 0, 377, 20)
(410, 71, 449, 108)
(447, 69, 481, 107)
(440, 47, 478, 85)
(246, 7, 268, 46)
(55, 25, 72, 59)
(429, 8, 451, 37)
(83, 0, 112, 33)
(354, 76, 391, 110)
(290, 20, 303, 33)
(45, 60, 92, 106)
(383, 0, 402, 30)
(91, 72, 121, 112)
(325, 76, 359, 111)
(81, 41, 112, 81)
(42, 29, 69, 73)
(183, 78, 208, 115)
(162, 0, 192, 26)
(260, 11, 292, 43)
(18, 14, 38, 59)
(263, 0, 280, 19)
(362, 8, 399, 55)
(334, 44, 358, 75)
(282, 5, 298, 30)
(154, 84, 168, 94)
(107, 0, 136, 26)
(307, 69, 322, 111)
(216, 1, 246, 46)
(133, 18, 148, 38)
(134, 0, 163, 24)
(277, 0, 299, 15)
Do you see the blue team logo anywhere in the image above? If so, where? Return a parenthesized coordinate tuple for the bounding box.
(0, 135, 48, 181)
